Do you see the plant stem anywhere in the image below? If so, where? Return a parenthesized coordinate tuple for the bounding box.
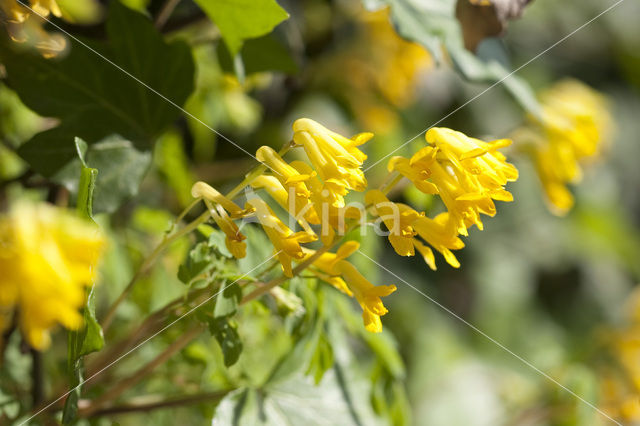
(83, 390, 231, 417)
(379, 171, 403, 195)
(101, 210, 210, 332)
(155, 0, 182, 29)
(30, 347, 43, 407)
(79, 326, 204, 417)
(240, 241, 336, 305)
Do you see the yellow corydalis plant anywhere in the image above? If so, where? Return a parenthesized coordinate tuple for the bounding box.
(513, 79, 613, 215)
(190, 118, 518, 332)
(0, 200, 105, 349)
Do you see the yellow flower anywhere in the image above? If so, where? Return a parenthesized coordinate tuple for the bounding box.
(366, 190, 464, 269)
(290, 160, 361, 244)
(292, 118, 370, 205)
(0, 201, 105, 350)
(365, 189, 419, 257)
(245, 198, 316, 277)
(309, 241, 397, 333)
(192, 181, 252, 259)
(255, 146, 315, 204)
(514, 79, 613, 215)
(208, 203, 247, 259)
(0, 0, 30, 22)
(29, 0, 62, 18)
(1, 0, 66, 58)
(191, 181, 251, 218)
(410, 210, 465, 269)
(250, 167, 319, 235)
(389, 127, 517, 235)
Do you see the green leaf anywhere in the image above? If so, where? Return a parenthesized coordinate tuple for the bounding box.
(74, 138, 97, 221)
(377, 0, 540, 115)
(208, 316, 243, 367)
(208, 228, 233, 258)
(78, 285, 105, 357)
(194, 0, 289, 56)
(178, 242, 213, 284)
(63, 153, 104, 424)
(214, 283, 243, 318)
(267, 313, 322, 384)
(217, 34, 298, 76)
(0, 0, 194, 177)
(213, 371, 383, 425)
(305, 332, 334, 385)
(54, 135, 152, 214)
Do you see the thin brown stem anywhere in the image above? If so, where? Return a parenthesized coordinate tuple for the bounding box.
(79, 326, 204, 417)
(155, 0, 182, 29)
(82, 390, 231, 417)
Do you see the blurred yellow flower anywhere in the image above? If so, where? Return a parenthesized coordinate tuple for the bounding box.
(389, 127, 517, 235)
(309, 241, 397, 333)
(315, 8, 432, 134)
(0, 0, 66, 57)
(0, 201, 105, 350)
(514, 79, 613, 215)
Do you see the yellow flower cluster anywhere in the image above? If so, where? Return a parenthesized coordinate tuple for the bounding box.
(192, 119, 518, 332)
(600, 290, 640, 422)
(315, 7, 431, 133)
(193, 118, 397, 332)
(0, 201, 105, 349)
(371, 127, 518, 269)
(0, 0, 66, 57)
(513, 80, 613, 215)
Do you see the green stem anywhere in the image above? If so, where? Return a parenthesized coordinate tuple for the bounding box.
(101, 211, 210, 332)
(79, 326, 203, 418)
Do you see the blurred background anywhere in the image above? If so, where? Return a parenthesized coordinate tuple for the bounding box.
(2, 0, 640, 424)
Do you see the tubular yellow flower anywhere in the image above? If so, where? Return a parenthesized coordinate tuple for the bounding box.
(251, 172, 319, 234)
(191, 181, 252, 218)
(0, 201, 105, 350)
(389, 127, 517, 235)
(246, 198, 316, 277)
(207, 202, 246, 259)
(365, 189, 418, 257)
(292, 118, 370, 205)
(410, 210, 465, 269)
(366, 190, 464, 269)
(514, 79, 613, 215)
(290, 160, 361, 244)
(255, 146, 314, 202)
(309, 241, 396, 333)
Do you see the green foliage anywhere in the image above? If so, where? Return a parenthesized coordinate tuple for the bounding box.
(208, 316, 243, 367)
(374, 0, 540, 114)
(63, 146, 104, 424)
(217, 34, 298, 77)
(56, 135, 152, 214)
(194, 0, 289, 56)
(0, 1, 193, 197)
